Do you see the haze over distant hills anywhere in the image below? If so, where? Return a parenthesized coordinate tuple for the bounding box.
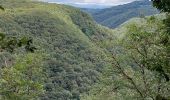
(55, 3, 113, 9)
(1, 0, 170, 99)
(83, 0, 159, 28)
(39, 0, 137, 9)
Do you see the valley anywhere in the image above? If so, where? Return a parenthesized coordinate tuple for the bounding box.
(0, 0, 169, 100)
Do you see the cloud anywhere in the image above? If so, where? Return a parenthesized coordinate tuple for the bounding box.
(42, 0, 137, 5)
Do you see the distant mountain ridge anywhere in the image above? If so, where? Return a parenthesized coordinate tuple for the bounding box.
(83, 0, 159, 28)
(41, 0, 113, 9)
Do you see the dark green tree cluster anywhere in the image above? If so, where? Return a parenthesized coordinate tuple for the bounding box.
(152, 0, 170, 12)
(0, 6, 4, 11)
(152, 0, 170, 77)
(0, 33, 36, 53)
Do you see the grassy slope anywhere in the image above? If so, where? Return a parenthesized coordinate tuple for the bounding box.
(0, 0, 116, 99)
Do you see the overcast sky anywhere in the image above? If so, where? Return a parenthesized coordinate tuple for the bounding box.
(41, 0, 138, 5)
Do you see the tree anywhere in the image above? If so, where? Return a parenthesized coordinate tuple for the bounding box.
(0, 6, 4, 11)
(0, 33, 36, 53)
(118, 16, 170, 99)
(0, 9, 41, 98)
(152, 0, 170, 81)
(81, 16, 170, 100)
(151, 0, 170, 12)
(0, 53, 44, 100)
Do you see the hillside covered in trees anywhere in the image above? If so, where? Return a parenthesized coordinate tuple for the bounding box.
(84, 0, 159, 28)
(0, 0, 116, 99)
(0, 0, 169, 100)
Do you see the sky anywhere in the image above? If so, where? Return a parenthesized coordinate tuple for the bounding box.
(40, 0, 139, 8)
(41, 0, 138, 5)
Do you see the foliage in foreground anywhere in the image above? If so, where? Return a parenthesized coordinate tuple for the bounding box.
(0, 53, 44, 100)
(81, 15, 170, 100)
(0, 0, 170, 100)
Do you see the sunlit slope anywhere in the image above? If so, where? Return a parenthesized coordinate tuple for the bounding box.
(0, 0, 115, 99)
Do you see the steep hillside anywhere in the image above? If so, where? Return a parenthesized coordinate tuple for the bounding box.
(84, 0, 159, 28)
(1, 0, 169, 100)
(81, 14, 170, 100)
(0, 0, 115, 99)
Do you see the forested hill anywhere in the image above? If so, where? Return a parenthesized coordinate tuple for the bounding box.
(83, 0, 159, 28)
(0, 0, 116, 99)
(0, 0, 169, 100)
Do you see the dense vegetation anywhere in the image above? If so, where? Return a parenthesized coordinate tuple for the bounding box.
(0, 0, 115, 99)
(81, 0, 170, 99)
(0, 0, 169, 100)
(82, 15, 170, 100)
(84, 0, 159, 28)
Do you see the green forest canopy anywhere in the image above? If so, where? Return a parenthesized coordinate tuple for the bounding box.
(0, 0, 169, 100)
